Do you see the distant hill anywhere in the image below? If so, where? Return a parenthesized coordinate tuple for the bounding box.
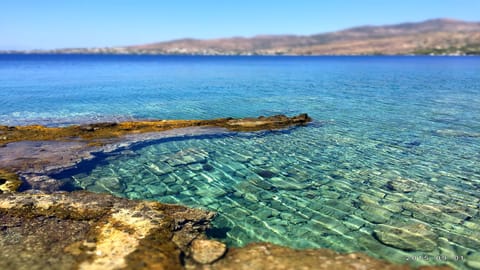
(9, 18, 480, 55)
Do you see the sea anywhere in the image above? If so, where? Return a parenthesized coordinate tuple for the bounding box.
(1, 55, 479, 269)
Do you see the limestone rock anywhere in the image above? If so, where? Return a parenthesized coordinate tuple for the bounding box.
(96, 176, 125, 193)
(207, 243, 449, 270)
(360, 205, 393, 224)
(0, 169, 22, 193)
(402, 202, 472, 225)
(270, 177, 310, 190)
(386, 177, 424, 193)
(0, 191, 452, 270)
(248, 178, 275, 190)
(225, 113, 312, 131)
(22, 174, 68, 192)
(165, 148, 209, 167)
(374, 223, 438, 252)
(190, 239, 227, 264)
(0, 191, 215, 270)
(256, 169, 276, 179)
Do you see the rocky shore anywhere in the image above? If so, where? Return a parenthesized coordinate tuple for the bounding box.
(0, 192, 450, 270)
(0, 114, 311, 192)
(0, 114, 312, 147)
(0, 114, 453, 269)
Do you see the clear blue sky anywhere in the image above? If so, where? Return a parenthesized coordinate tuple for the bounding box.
(1, 0, 479, 50)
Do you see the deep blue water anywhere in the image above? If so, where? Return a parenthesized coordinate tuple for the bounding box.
(2, 55, 479, 127)
(1, 55, 480, 269)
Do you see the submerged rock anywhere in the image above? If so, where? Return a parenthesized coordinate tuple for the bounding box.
(402, 202, 473, 226)
(165, 148, 209, 167)
(256, 169, 276, 179)
(467, 252, 480, 270)
(96, 176, 125, 193)
(434, 129, 480, 138)
(21, 174, 69, 192)
(270, 177, 310, 190)
(386, 177, 424, 193)
(248, 178, 275, 190)
(374, 223, 438, 252)
(202, 164, 214, 172)
(360, 205, 393, 224)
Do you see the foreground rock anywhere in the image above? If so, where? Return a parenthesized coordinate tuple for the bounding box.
(190, 239, 227, 264)
(0, 192, 451, 270)
(0, 191, 215, 270)
(194, 243, 450, 270)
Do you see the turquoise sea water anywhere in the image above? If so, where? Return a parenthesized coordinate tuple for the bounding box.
(2, 55, 480, 269)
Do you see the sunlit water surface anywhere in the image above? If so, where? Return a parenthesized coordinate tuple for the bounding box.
(2, 55, 480, 269)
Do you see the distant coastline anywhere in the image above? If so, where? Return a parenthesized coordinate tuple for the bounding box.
(1, 52, 479, 57)
(2, 18, 480, 56)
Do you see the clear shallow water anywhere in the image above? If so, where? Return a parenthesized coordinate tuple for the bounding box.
(2, 55, 480, 269)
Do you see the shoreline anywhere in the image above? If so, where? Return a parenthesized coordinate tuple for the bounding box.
(0, 114, 311, 192)
(1, 191, 449, 270)
(0, 114, 311, 189)
(0, 114, 312, 146)
(2, 53, 480, 57)
(0, 113, 452, 269)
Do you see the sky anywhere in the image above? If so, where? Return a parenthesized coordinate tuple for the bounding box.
(1, 0, 479, 50)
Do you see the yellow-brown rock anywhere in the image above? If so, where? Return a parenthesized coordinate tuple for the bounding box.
(0, 192, 452, 270)
(0, 114, 312, 147)
(202, 243, 452, 270)
(190, 239, 227, 264)
(0, 169, 22, 193)
(0, 191, 215, 270)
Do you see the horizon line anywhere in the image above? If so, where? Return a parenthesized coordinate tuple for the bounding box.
(2, 17, 478, 52)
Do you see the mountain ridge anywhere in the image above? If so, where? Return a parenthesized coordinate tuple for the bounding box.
(5, 18, 480, 55)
